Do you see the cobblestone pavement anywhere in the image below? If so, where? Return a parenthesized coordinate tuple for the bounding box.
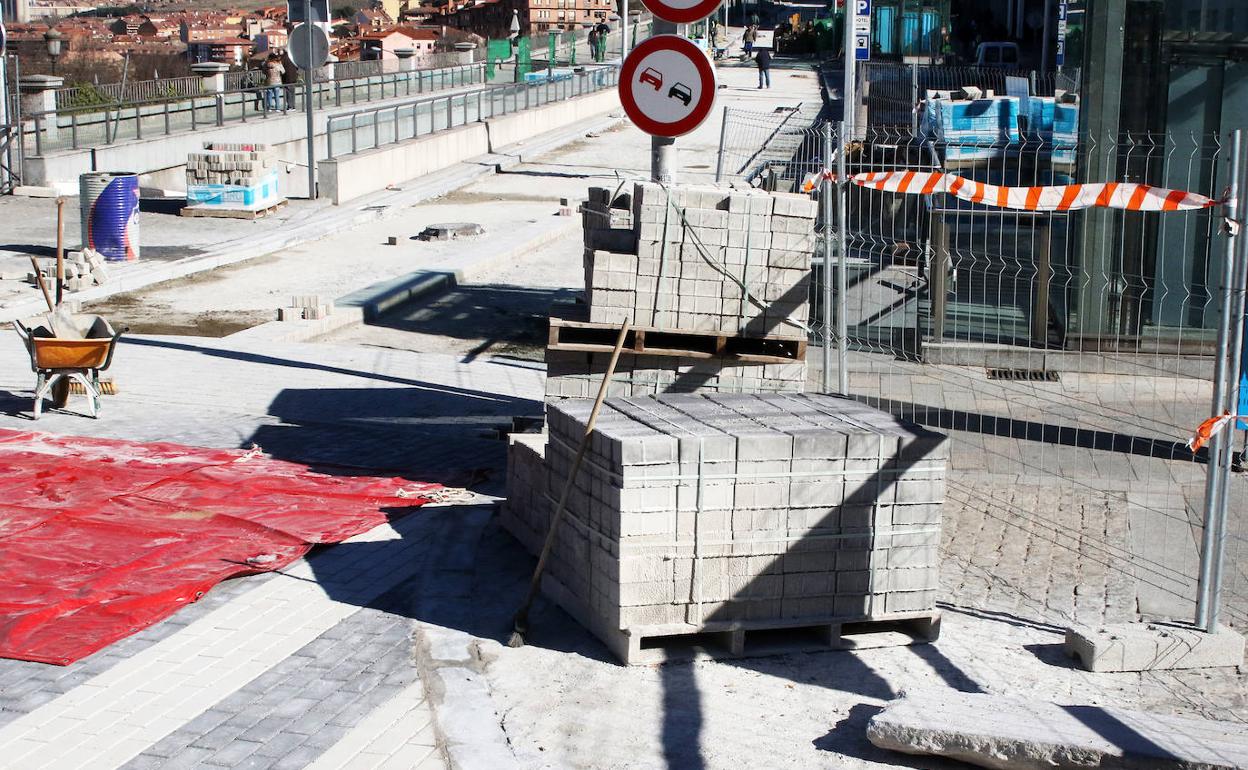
(828, 353, 1248, 630)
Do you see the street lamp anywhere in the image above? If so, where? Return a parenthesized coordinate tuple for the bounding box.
(509, 9, 521, 39)
(43, 28, 62, 75)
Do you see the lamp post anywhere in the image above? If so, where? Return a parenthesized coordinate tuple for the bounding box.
(43, 28, 62, 75)
(509, 8, 521, 81)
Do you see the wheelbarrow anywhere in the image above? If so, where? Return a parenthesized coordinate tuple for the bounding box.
(13, 315, 126, 419)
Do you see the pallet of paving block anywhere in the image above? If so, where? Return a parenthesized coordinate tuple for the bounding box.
(547, 316, 806, 365)
(179, 199, 288, 220)
(539, 571, 940, 666)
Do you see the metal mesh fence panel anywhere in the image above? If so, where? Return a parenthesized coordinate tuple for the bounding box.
(812, 121, 1247, 632)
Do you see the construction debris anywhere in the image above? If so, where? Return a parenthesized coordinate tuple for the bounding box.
(27, 249, 110, 292)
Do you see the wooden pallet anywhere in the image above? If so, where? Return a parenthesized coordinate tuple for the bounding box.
(540, 571, 940, 666)
(179, 199, 287, 220)
(548, 316, 806, 364)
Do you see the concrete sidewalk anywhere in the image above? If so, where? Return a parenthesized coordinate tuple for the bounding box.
(0, 99, 623, 324)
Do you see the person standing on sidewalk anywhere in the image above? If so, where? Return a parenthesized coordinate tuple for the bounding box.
(263, 53, 285, 111)
(742, 24, 757, 57)
(755, 46, 771, 89)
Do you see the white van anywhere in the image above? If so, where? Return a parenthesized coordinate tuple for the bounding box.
(975, 42, 1021, 68)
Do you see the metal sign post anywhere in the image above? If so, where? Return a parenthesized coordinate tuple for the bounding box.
(288, 3, 328, 199)
(1055, 0, 1067, 70)
(303, 0, 316, 199)
(844, 0, 867, 137)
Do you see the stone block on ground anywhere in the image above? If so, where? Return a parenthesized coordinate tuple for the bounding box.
(1064, 622, 1245, 672)
(867, 689, 1248, 770)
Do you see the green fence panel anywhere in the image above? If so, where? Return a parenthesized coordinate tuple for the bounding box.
(486, 38, 513, 80)
(517, 36, 532, 79)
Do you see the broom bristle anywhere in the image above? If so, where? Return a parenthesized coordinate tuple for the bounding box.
(506, 630, 526, 648)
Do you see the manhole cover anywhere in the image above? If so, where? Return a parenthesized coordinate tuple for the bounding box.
(416, 222, 485, 241)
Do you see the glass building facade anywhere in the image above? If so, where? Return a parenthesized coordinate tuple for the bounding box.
(1072, 0, 1246, 348)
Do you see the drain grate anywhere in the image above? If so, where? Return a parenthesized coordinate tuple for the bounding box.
(986, 368, 1059, 382)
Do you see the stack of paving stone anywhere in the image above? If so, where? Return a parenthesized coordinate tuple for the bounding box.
(503, 392, 948, 663)
(186, 143, 277, 187)
(184, 142, 284, 215)
(545, 349, 807, 400)
(585, 182, 814, 337)
(549, 182, 816, 401)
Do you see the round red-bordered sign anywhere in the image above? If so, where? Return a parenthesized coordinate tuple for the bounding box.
(619, 35, 717, 138)
(638, 0, 722, 24)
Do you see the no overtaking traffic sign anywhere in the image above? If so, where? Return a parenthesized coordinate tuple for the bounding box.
(619, 35, 717, 138)
(638, 0, 723, 25)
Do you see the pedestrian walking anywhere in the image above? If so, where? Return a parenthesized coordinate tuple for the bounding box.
(755, 47, 771, 89)
(594, 21, 611, 61)
(263, 53, 285, 111)
(742, 24, 757, 57)
(587, 27, 600, 62)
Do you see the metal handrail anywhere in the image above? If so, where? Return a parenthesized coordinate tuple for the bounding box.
(324, 65, 617, 160)
(21, 63, 487, 155)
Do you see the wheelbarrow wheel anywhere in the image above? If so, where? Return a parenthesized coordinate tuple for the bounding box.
(51, 378, 70, 409)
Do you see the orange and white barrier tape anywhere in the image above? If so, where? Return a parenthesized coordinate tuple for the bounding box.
(1186, 412, 1243, 452)
(800, 169, 838, 193)
(851, 170, 1220, 212)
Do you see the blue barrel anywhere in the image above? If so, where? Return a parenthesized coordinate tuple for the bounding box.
(79, 172, 140, 262)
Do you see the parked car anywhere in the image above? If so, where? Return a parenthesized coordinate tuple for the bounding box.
(974, 42, 1021, 68)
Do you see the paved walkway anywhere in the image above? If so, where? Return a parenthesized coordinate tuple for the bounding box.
(0, 334, 541, 770)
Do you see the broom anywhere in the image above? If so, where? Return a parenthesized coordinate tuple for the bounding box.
(508, 319, 630, 649)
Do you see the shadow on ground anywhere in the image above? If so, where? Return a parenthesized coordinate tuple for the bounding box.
(370, 283, 576, 362)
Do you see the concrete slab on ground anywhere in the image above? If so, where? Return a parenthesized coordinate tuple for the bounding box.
(1065, 622, 1245, 672)
(867, 689, 1248, 769)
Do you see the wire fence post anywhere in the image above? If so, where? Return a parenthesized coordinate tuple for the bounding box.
(714, 106, 729, 184)
(820, 120, 834, 393)
(1196, 129, 1244, 632)
(910, 63, 919, 135)
(835, 119, 849, 395)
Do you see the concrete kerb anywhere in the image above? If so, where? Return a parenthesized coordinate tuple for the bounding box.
(429, 666, 519, 770)
(0, 111, 622, 325)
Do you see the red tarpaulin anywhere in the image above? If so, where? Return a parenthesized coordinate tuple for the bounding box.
(0, 429, 440, 665)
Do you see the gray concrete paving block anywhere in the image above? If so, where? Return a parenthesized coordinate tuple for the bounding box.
(867, 689, 1248, 769)
(1064, 622, 1245, 672)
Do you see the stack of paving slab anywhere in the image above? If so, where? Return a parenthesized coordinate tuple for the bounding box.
(545, 347, 808, 399)
(549, 182, 815, 402)
(183, 142, 284, 216)
(585, 182, 814, 336)
(503, 392, 948, 664)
